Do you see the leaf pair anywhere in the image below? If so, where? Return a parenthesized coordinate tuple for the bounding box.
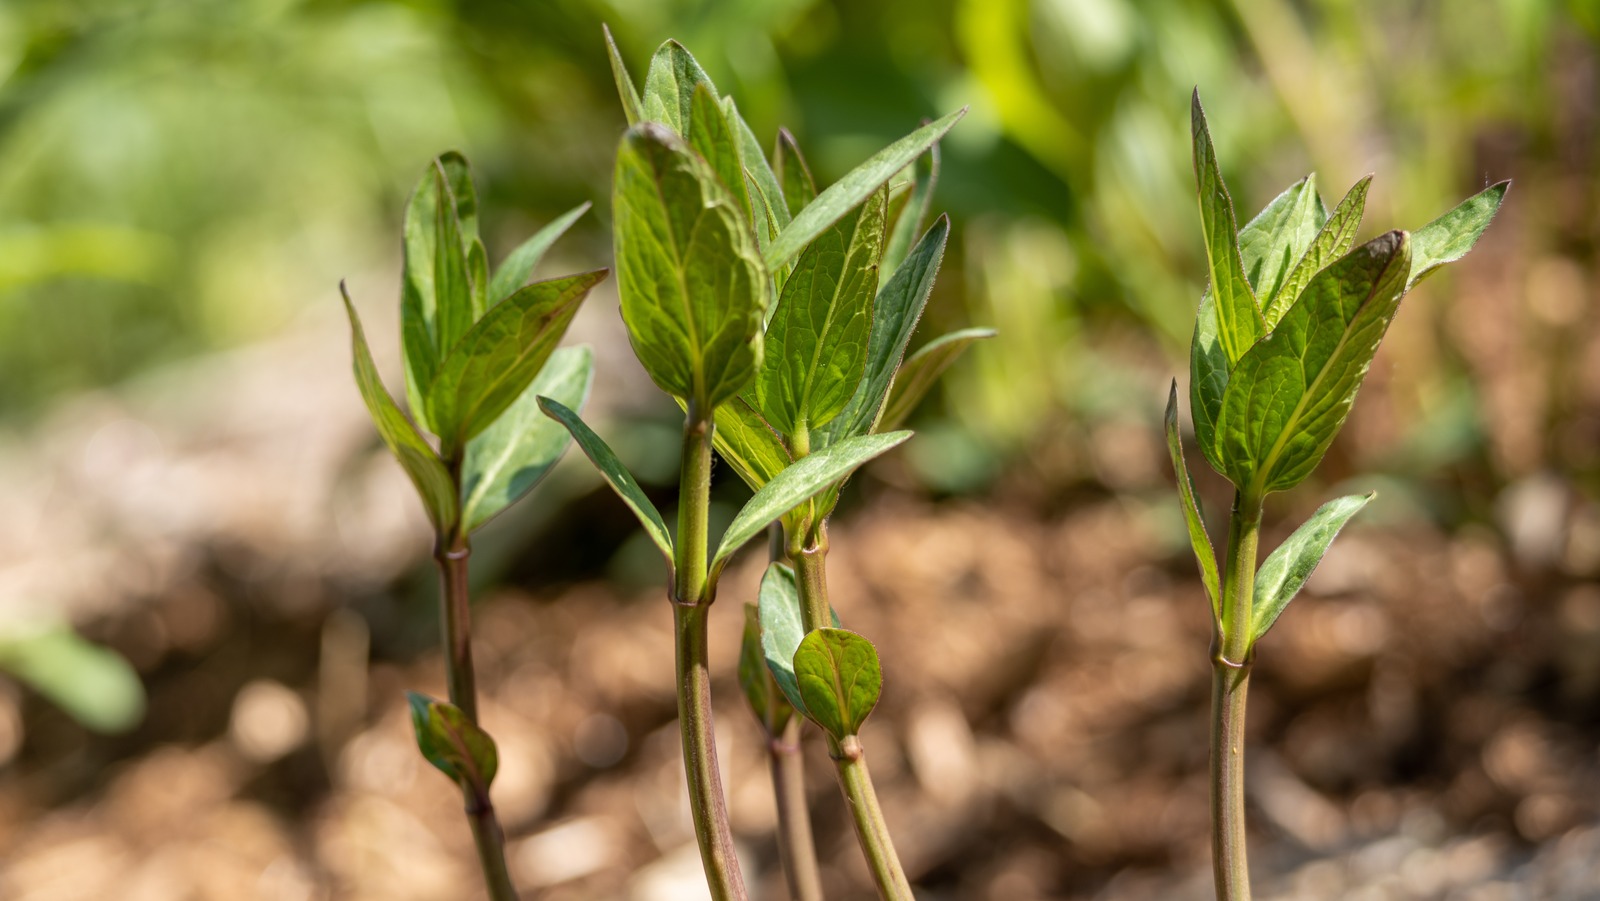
(1187, 91, 1508, 496)
(345, 154, 602, 535)
(755, 562, 881, 742)
(539, 395, 909, 582)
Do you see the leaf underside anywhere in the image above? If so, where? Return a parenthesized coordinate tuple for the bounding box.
(793, 628, 882, 740)
(537, 396, 674, 562)
(1251, 493, 1372, 642)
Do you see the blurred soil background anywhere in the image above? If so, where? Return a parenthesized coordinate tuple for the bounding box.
(1, 0, 1599, 898)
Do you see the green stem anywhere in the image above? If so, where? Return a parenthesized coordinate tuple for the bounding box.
(793, 534, 913, 900)
(674, 406, 748, 901)
(1211, 490, 1261, 901)
(770, 716, 825, 901)
(434, 533, 518, 901)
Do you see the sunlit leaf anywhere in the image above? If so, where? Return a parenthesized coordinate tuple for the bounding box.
(407, 691, 498, 793)
(1238, 174, 1322, 316)
(1190, 90, 1263, 364)
(774, 128, 816, 222)
(1407, 181, 1510, 289)
(1165, 381, 1221, 621)
(1267, 176, 1372, 327)
(537, 396, 673, 562)
(0, 623, 145, 734)
(1251, 493, 1372, 642)
(793, 628, 881, 740)
(641, 40, 715, 135)
(488, 202, 591, 305)
(879, 327, 995, 430)
(880, 142, 939, 283)
(603, 24, 643, 126)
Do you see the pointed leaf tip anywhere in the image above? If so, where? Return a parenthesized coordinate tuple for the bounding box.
(1250, 492, 1373, 644)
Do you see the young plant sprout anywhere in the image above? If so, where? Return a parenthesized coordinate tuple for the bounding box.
(537, 30, 984, 900)
(1172, 91, 1507, 900)
(343, 152, 604, 901)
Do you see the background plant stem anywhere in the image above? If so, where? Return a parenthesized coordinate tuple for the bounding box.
(793, 532, 914, 900)
(1211, 491, 1261, 901)
(434, 532, 518, 901)
(770, 716, 825, 901)
(674, 408, 748, 901)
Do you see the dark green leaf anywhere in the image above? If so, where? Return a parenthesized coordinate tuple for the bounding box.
(739, 603, 793, 734)
(1406, 181, 1509, 289)
(1218, 232, 1411, 494)
(342, 284, 458, 533)
(1267, 176, 1372, 328)
(1238, 174, 1322, 315)
(406, 691, 498, 793)
(425, 269, 606, 453)
(765, 108, 965, 270)
(488, 202, 591, 305)
(880, 141, 939, 284)
(641, 40, 715, 135)
(400, 162, 446, 425)
(1188, 292, 1228, 473)
(1252, 493, 1372, 642)
(820, 216, 949, 446)
(613, 124, 769, 410)
(774, 128, 816, 221)
(758, 186, 888, 435)
(537, 396, 673, 561)
(688, 84, 752, 222)
(1165, 381, 1221, 621)
(793, 628, 881, 740)
(879, 327, 995, 431)
(712, 430, 911, 570)
(603, 24, 643, 126)
(461, 346, 593, 533)
(436, 151, 480, 243)
(758, 562, 809, 715)
(0, 623, 145, 733)
(466, 237, 489, 321)
(431, 164, 475, 368)
(1190, 90, 1263, 364)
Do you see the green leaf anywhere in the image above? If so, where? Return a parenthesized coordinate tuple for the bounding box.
(879, 327, 995, 430)
(1251, 493, 1373, 643)
(758, 562, 809, 715)
(739, 603, 793, 734)
(1188, 291, 1229, 474)
(1406, 181, 1509, 289)
(603, 24, 643, 126)
(765, 108, 965, 270)
(641, 40, 716, 135)
(488, 202, 591, 305)
(1238, 174, 1322, 316)
(1190, 90, 1263, 364)
(880, 141, 939, 283)
(0, 623, 145, 733)
(436, 151, 481, 243)
(537, 396, 673, 562)
(342, 284, 459, 533)
(613, 124, 769, 410)
(1217, 231, 1412, 494)
(688, 84, 752, 222)
(406, 692, 499, 793)
(425, 269, 606, 452)
(400, 162, 446, 426)
(774, 128, 817, 221)
(467, 237, 489, 321)
(710, 395, 793, 490)
(819, 216, 949, 446)
(793, 628, 882, 740)
(758, 185, 888, 435)
(725, 96, 788, 230)
(461, 346, 593, 533)
(712, 430, 912, 571)
(1165, 381, 1221, 621)
(431, 163, 476, 368)
(1267, 176, 1372, 327)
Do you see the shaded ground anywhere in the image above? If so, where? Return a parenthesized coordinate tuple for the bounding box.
(0, 314, 1598, 900)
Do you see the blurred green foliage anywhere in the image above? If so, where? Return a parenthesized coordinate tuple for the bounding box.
(0, 0, 1593, 504)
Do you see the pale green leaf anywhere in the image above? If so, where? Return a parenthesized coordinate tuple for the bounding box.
(758, 562, 809, 715)
(774, 127, 816, 221)
(710, 395, 792, 490)
(758, 186, 888, 435)
(425, 269, 606, 453)
(765, 108, 965, 270)
(537, 396, 673, 562)
(461, 346, 592, 533)
(1267, 176, 1372, 327)
(1191, 90, 1263, 364)
(879, 327, 995, 430)
(739, 603, 793, 734)
(880, 141, 939, 283)
(0, 623, 145, 733)
(603, 24, 643, 126)
(613, 124, 769, 409)
(724, 96, 788, 230)
(793, 628, 882, 740)
(1407, 181, 1510, 289)
(1218, 232, 1411, 494)
(1238, 174, 1322, 315)
(488, 202, 591, 305)
(688, 84, 752, 222)
(712, 431, 911, 570)
(641, 40, 715, 135)
(1251, 493, 1373, 642)
(1165, 381, 1221, 621)
(342, 284, 458, 533)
